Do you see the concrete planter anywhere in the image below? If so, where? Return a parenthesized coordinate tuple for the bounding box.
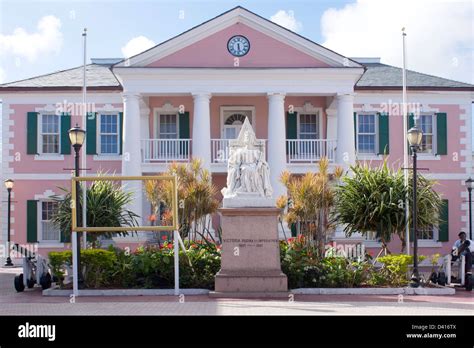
(291, 287, 455, 295)
(43, 287, 209, 296)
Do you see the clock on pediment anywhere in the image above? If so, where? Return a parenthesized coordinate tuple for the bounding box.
(227, 35, 250, 57)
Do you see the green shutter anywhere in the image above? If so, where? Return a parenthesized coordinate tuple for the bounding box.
(438, 199, 449, 242)
(354, 112, 357, 151)
(26, 200, 38, 243)
(286, 112, 297, 155)
(378, 112, 389, 155)
(60, 113, 71, 155)
(408, 113, 415, 128)
(86, 112, 97, 155)
(436, 113, 447, 155)
(410, 228, 414, 242)
(119, 112, 124, 155)
(60, 228, 71, 243)
(179, 111, 190, 156)
(290, 223, 297, 237)
(408, 113, 415, 154)
(179, 111, 190, 139)
(27, 112, 38, 154)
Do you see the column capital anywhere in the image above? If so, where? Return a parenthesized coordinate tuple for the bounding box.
(122, 92, 141, 102)
(267, 92, 286, 100)
(336, 93, 355, 101)
(192, 92, 212, 101)
(325, 109, 337, 117)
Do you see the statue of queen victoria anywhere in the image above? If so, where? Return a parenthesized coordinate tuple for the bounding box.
(221, 118, 273, 207)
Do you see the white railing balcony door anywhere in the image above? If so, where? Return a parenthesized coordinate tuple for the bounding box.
(286, 139, 337, 163)
(141, 139, 191, 162)
(211, 139, 267, 164)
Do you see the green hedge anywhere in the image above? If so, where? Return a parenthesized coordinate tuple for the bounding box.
(49, 239, 427, 289)
(49, 242, 221, 289)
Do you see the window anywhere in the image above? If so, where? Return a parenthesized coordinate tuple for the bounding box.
(418, 226, 434, 240)
(40, 201, 60, 242)
(299, 114, 319, 139)
(99, 114, 119, 155)
(40, 114, 60, 154)
(159, 114, 178, 139)
(357, 114, 377, 154)
(223, 113, 248, 140)
(365, 231, 379, 242)
(418, 115, 435, 154)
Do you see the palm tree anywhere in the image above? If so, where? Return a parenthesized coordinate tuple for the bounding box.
(333, 160, 442, 254)
(278, 157, 343, 258)
(151, 159, 219, 242)
(50, 174, 139, 246)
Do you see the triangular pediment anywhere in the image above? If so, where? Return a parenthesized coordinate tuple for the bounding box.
(115, 6, 362, 69)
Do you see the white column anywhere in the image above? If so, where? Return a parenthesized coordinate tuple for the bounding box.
(122, 93, 143, 223)
(336, 93, 356, 169)
(139, 97, 150, 140)
(192, 93, 212, 170)
(267, 92, 287, 199)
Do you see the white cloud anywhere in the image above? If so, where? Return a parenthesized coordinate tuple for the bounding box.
(121, 36, 156, 58)
(321, 0, 473, 83)
(0, 15, 63, 62)
(271, 10, 303, 33)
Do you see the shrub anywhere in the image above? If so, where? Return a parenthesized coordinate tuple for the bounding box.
(280, 237, 372, 288)
(49, 250, 72, 286)
(369, 254, 426, 287)
(49, 242, 221, 290)
(49, 249, 116, 288)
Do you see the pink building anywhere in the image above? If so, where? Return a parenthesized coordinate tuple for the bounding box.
(1, 6, 473, 260)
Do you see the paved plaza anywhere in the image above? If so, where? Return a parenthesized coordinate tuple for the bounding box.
(0, 269, 472, 316)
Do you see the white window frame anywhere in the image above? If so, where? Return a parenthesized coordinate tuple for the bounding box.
(418, 225, 439, 241)
(415, 113, 437, 156)
(97, 113, 120, 155)
(293, 103, 323, 140)
(356, 113, 378, 155)
(34, 190, 64, 247)
(297, 112, 321, 140)
(38, 113, 61, 155)
(220, 106, 255, 138)
(37, 200, 61, 243)
(155, 113, 179, 139)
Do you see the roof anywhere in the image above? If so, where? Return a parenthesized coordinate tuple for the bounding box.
(355, 63, 474, 91)
(0, 64, 122, 91)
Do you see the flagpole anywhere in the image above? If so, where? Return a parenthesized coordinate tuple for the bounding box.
(82, 28, 88, 248)
(402, 28, 410, 255)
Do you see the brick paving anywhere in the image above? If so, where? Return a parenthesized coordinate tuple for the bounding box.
(0, 269, 472, 316)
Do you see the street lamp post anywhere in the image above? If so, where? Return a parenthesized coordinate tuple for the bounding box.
(465, 177, 473, 240)
(68, 125, 86, 287)
(4, 179, 14, 267)
(407, 125, 423, 288)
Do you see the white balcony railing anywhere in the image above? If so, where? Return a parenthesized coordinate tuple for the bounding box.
(211, 139, 268, 164)
(286, 139, 337, 163)
(141, 138, 335, 164)
(211, 139, 231, 163)
(141, 139, 191, 162)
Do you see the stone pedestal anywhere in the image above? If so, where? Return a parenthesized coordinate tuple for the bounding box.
(213, 207, 288, 296)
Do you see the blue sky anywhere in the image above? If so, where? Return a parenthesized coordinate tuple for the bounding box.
(0, 0, 471, 85)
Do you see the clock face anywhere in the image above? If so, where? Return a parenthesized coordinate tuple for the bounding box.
(227, 35, 250, 57)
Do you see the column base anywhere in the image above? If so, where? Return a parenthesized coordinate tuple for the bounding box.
(214, 270, 288, 293)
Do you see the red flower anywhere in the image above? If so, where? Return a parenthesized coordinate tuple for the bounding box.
(161, 235, 167, 240)
(148, 214, 157, 222)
